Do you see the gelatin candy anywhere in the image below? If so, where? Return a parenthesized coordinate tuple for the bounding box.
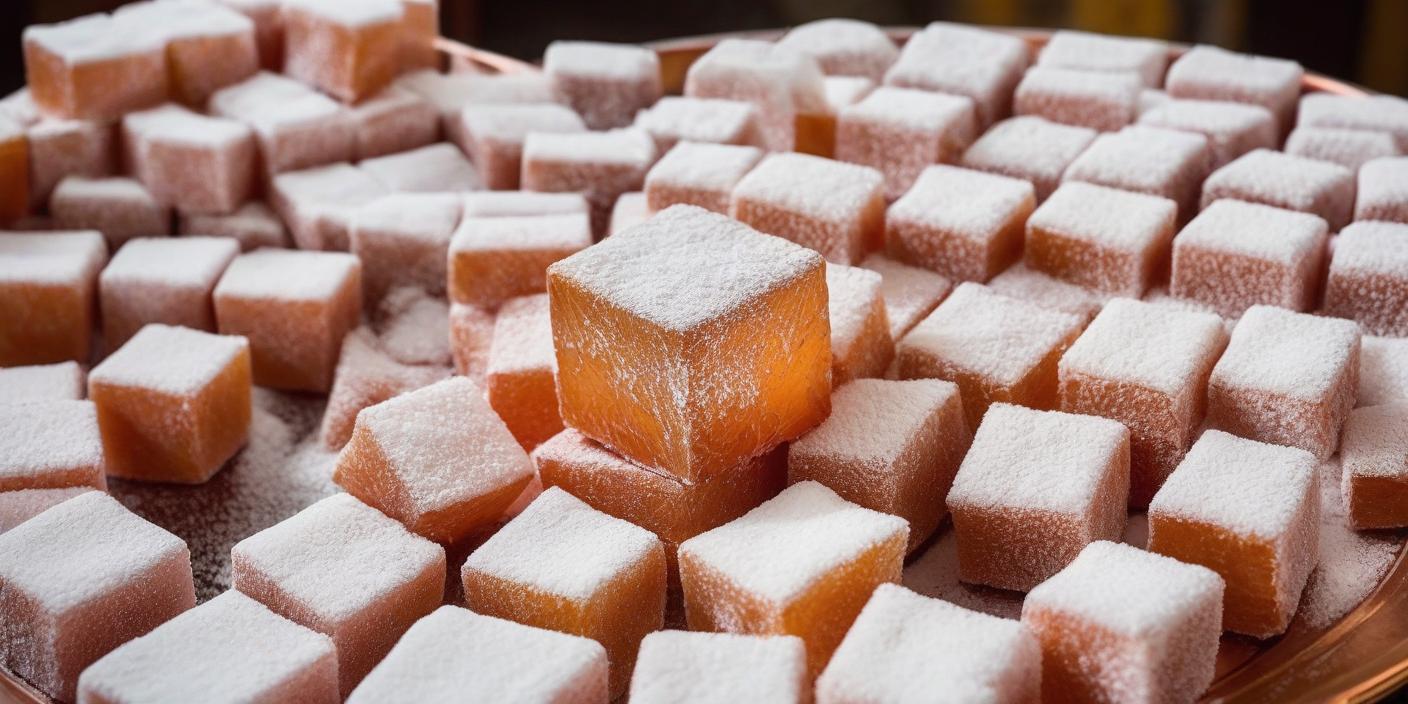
(777, 19, 898, 82)
(1014, 66, 1142, 132)
(1355, 156, 1408, 224)
(22, 14, 167, 121)
(885, 164, 1034, 283)
(960, 116, 1096, 201)
(883, 22, 1028, 128)
(209, 72, 355, 175)
(1166, 45, 1302, 133)
(1025, 181, 1177, 296)
(50, 176, 171, 248)
(544, 41, 662, 130)
(631, 631, 806, 704)
(0, 230, 106, 365)
(282, 0, 403, 102)
(115, 0, 259, 106)
(1036, 30, 1168, 87)
(730, 152, 885, 264)
(1323, 221, 1408, 337)
(644, 141, 762, 214)
(835, 87, 977, 200)
(1061, 125, 1211, 222)
(683, 39, 826, 152)
(823, 264, 893, 384)
(348, 87, 439, 160)
(1137, 97, 1277, 169)
(1341, 402, 1408, 530)
(270, 162, 388, 250)
(0, 400, 105, 492)
(449, 212, 592, 307)
(98, 236, 240, 349)
(633, 96, 759, 154)
(1201, 148, 1355, 230)
(180, 201, 289, 251)
(455, 103, 585, 190)
(484, 294, 561, 450)
(359, 142, 480, 194)
(858, 253, 953, 340)
(317, 327, 446, 450)
(122, 104, 256, 215)
(0, 361, 84, 402)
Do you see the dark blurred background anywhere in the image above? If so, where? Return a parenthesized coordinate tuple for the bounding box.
(4, 0, 1406, 97)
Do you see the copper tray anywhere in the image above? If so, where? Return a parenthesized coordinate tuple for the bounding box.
(2, 27, 1395, 704)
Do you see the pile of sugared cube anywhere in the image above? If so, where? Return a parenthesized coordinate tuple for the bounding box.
(3, 5, 1408, 702)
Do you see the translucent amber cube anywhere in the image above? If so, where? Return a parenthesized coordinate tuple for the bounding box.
(947, 404, 1129, 591)
(1148, 430, 1318, 638)
(89, 324, 252, 484)
(1058, 298, 1228, 507)
(790, 378, 969, 552)
(232, 494, 446, 695)
(730, 152, 885, 265)
(825, 264, 892, 385)
(0, 400, 106, 492)
(534, 428, 787, 577)
(547, 205, 831, 483)
(1022, 541, 1224, 703)
(449, 213, 592, 308)
(282, 0, 403, 103)
(486, 295, 562, 450)
(349, 606, 608, 704)
(213, 249, 363, 393)
(462, 487, 667, 698)
(0, 231, 106, 366)
(1342, 402, 1408, 530)
(678, 481, 908, 678)
(0, 492, 195, 702)
(77, 590, 339, 704)
(335, 377, 533, 543)
(22, 14, 168, 121)
(896, 283, 1085, 429)
(99, 237, 240, 350)
(0, 119, 27, 221)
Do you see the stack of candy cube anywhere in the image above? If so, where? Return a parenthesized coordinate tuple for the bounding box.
(2, 6, 1408, 703)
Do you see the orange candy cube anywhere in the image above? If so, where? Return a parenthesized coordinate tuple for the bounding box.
(824, 264, 893, 385)
(282, 0, 404, 103)
(1026, 181, 1177, 297)
(644, 141, 763, 214)
(789, 379, 969, 552)
(462, 487, 667, 698)
(98, 237, 240, 350)
(730, 152, 885, 265)
(1058, 298, 1229, 507)
(0, 118, 27, 221)
(0, 231, 106, 366)
(232, 494, 445, 695)
(1323, 221, 1408, 338)
(885, 164, 1034, 284)
(896, 283, 1085, 428)
(318, 327, 447, 450)
(534, 428, 787, 577)
(214, 249, 363, 393)
(1022, 541, 1224, 703)
(486, 294, 563, 450)
(449, 302, 496, 382)
(335, 376, 533, 543)
(397, 0, 438, 71)
(859, 253, 953, 340)
(679, 481, 908, 677)
(351, 192, 460, 303)
(544, 41, 663, 130)
(115, 1, 260, 106)
(1341, 401, 1408, 530)
(89, 324, 252, 484)
(947, 404, 1129, 591)
(522, 128, 657, 237)
(449, 212, 592, 308)
(1148, 430, 1319, 638)
(0, 400, 105, 492)
(548, 205, 831, 483)
(22, 14, 168, 121)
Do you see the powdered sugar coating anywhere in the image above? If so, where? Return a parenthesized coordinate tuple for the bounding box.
(77, 590, 337, 704)
(1060, 297, 1226, 396)
(0, 361, 85, 401)
(1359, 336, 1408, 407)
(1037, 30, 1168, 87)
(487, 293, 555, 378)
(1202, 149, 1356, 230)
(1356, 156, 1408, 224)
(50, 176, 171, 247)
(463, 191, 589, 218)
(1152, 429, 1317, 540)
(613, 193, 652, 236)
(0, 487, 94, 534)
(1342, 402, 1408, 482)
(1285, 127, 1400, 171)
(901, 282, 1084, 386)
(859, 254, 954, 339)
(232, 493, 443, 623)
(777, 19, 897, 82)
(351, 193, 460, 300)
(683, 39, 826, 151)
(1328, 221, 1408, 278)
(523, 126, 655, 166)
(23, 13, 164, 65)
(543, 41, 662, 130)
(836, 87, 978, 200)
(1062, 125, 1211, 217)
(1166, 45, 1303, 130)
(549, 205, 822, 332)
(1211, 304, 1360, 401)
(180, 202, 289, 251)
(961, 116, 1097, 201)
(729, 152, 885, 262)
(633, 96, 760, 153)
(885, 164, 1034, 282)
(209, 72, 354, 175)
(124, 104, 251, 149)
(824, 264, 886, 364)
(986, 262, 1110, 321)
(91, 323, 248, 397)
(349, 606, 608, 704)
(949, 403, 1128, 515)
(792, 378, 954, 468)
(679, 481, 907, 604)
(270, 163, 389, 251)
(282, 0, 402, 27)
(1015, 66, 1142, 132)
(0, 491, 189, 613)
(0, 400, 104, 490)
(1025, 539, 1224, 640)
(1176, 199, 1326, 265)
(883, 22, 1029, 127)
(1137, 98, 1278, 169)
(0, 230, 107, 285)
(358, 143, 481, 194)
(215, 248, 361, 303)
(817, 584, 1040, 704)
(632, 631, 805, 704)
(1324, 221, 1408, 337)
(348, 87, 438, 160)
(823, 76, 875, 112)
(102, 236, 239, 292)
(645, 141, 763, 213)
(318, 326, 447, 450)
(1299, 93, 1408, 151)
(463, 486, 661, 601)
(1030, 181, 1177, 254)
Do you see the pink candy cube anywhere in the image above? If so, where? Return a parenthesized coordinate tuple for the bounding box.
(282, 0, 404, 102)
(1015, 66, 1142, 132)
(1324, 221, 1408, 337)
(0, 230, 107, 366)
(1166, 45, 1303, 133)
(25, 117, 116, 210)
(115, 1, 260, 106)
(349, 87, 439, 160)
(1137, 97, 1277, 170)
(122, 104, 256, 215)
(1201, 149, 1356, 230)
(730, 152, 885, 264)
(99, 236, 240, 349)
(960, 116, 1096, 201)
(0, 492, 195, 702)
(836, 87, 977, 200)
(50, 176, 172, 248)
(1355, 156, 1408, 224)
(210, 72, 356, 175)
(544, 41, 662, 130)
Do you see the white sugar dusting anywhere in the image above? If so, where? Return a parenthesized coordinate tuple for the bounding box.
(1060, 298, 1226, 396)
(631, 631, 806, 704)
(91, 324, 247, 397)
(1211, 305, 1360, 401)
(0, 362, 85, 402)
